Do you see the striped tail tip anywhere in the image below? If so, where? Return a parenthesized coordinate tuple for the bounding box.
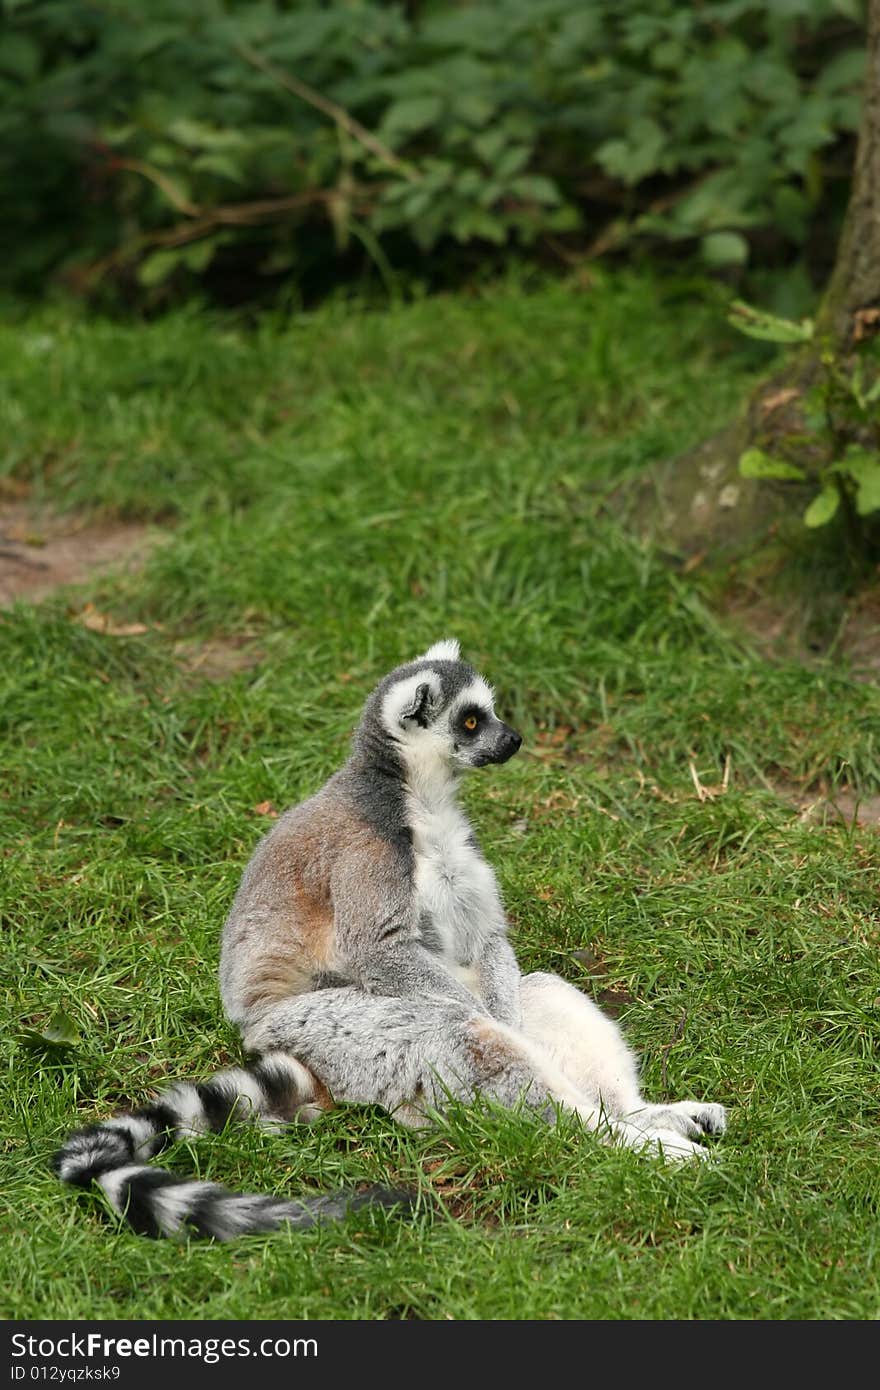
(96, 1166, 416, 1240)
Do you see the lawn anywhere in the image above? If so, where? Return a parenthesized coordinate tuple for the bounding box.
(2, 270, 878, 1320)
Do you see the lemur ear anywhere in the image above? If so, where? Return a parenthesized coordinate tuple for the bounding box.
(398, 682, 434, 728)
(420, 638, 460, 662)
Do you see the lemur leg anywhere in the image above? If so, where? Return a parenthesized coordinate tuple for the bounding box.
(519, 972, 726, 1143)
(244, 987, 592, 1124)
(243, 987, 709, 1158)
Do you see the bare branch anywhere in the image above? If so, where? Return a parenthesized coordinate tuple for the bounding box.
(79, 186, 379, 286)
(113, 158, 202, 217)
(236, 43, 421, 184)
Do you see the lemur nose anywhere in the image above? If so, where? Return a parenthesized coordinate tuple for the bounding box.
(505, 729, 522, 755)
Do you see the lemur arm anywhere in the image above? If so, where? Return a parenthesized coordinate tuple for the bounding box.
(331, 846, 488, 1015)
(356, 932, 489, 1013)
(476, 932, 522, 1029)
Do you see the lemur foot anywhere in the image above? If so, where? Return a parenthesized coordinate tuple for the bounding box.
(608, 1102, 727, 1162)
(610, 1120, 711, 1163)
(626, 1101, 727, 1141)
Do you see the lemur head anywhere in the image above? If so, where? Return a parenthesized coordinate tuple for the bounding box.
(357, 639, 522, 778)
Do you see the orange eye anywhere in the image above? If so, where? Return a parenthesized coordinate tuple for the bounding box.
(464, 716, 478, 731)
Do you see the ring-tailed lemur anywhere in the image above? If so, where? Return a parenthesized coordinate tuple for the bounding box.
(55, 640, 726, 1239)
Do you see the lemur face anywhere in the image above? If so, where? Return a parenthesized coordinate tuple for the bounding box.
(377, 639, 522, 774)
(447, 694, 522, 769)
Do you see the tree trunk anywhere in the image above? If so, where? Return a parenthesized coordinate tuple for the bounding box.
(817, 0, 880, 346)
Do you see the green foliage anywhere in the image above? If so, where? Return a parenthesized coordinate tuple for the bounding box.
(0, 0, 868, 298)
(727, 301, 815, 344)
(732, 302, 880, 547)
(739, 448, 808, 481)
(803, 481, 841, 526)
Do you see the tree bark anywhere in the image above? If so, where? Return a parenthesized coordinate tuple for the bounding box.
(817, 0, 880, 345)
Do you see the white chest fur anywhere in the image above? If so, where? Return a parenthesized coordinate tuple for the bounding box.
(407, 792, 505, 970)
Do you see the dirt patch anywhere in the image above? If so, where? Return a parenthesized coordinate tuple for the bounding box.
(772, 779, 880, 829)
(570, 948, 634, 1018)
(723, 573, 880, 680)
(836, 585, 880, 682)
(0, 503, 162, 607)
(173, 634, 264, 681)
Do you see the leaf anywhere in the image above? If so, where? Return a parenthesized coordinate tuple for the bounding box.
(852, 460, 880, 516)
(253, 800, 279, 818)
(816, 48, 866, 94)
(804, 485, 840, 528)
(137, 249, 185, 288)
(828, 445, 880, 482)
(472, 130, 508, 165)
(508, 174, 560, 205)
(544, 204, 582, 233)
(701, 231, 749, 267)
(728, 301, 814, 344)
(453, 92, 495, 127)
(739, 449, 806, 482)
(382, 96, 443, 138)
(143, 141, 180, 169)
(180, 239, 216, 273)
(192, 152, 244, 183)
(73, 604, 150, 637)
(20, 1008, 81, 1051)
(166, 117, 248, 152)
(494, 145, 530, 180)
(596, 117, 667, 185)
(450, 209, 508, 244)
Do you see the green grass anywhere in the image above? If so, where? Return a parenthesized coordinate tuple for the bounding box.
(2, 268, 878, 1320)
